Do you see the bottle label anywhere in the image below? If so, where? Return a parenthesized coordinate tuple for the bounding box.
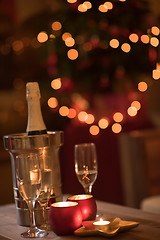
(27, 130, 47, 136)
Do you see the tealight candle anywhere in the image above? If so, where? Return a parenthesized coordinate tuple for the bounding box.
(48, 201, 82, 235)
(67, 194, 97, 221)
(93, 218, 110, 230)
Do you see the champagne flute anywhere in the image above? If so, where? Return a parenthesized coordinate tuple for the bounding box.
(74, 143, 98, 194)
(38, 150, 53, 231)
(15, 153, 47, 238)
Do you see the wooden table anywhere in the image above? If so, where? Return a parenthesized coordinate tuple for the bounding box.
(0, 199, 160, 240)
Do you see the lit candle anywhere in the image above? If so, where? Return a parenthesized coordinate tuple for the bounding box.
(93, 218, 110, 228)
(48, 201, 82, 235)
(67, 194, 97, 221)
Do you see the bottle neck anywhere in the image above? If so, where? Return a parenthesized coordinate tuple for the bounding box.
(26, 97, 47, 135)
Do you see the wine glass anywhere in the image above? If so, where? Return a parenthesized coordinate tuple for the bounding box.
(15, 153, 47, 238)
(74, 143, 98, 194)
(38, 149, 53, 231)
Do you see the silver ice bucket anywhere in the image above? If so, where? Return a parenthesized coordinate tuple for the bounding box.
(3, 131, 63, 226)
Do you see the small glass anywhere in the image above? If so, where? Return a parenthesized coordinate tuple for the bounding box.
(38, 149, 53, 230)
(16, 153, 47, 238)
(74, 143, 98, 194)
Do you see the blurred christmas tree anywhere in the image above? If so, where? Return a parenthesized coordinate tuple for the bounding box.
(36, 0, 157, 95)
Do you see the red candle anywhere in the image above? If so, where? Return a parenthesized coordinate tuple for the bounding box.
(48, 201, 82, 235)
(67, 194, 97, 221)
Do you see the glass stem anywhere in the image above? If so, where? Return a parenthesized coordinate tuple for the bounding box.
(84, 185, 92, 194)
(27, 200, 36, 230)
(42, 205, 48, 225)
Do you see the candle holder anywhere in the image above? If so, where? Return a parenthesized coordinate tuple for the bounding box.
(67, 194, 97, 221)
(48, 201, 82, 235)
(74, 217, 139, 237)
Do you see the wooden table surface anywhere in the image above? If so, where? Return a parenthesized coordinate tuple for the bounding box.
(0, 199, 160, 240)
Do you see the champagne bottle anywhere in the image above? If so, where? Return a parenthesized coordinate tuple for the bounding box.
(26, 82, 47, 136)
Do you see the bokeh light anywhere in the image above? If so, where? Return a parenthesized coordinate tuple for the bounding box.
(83, 1, 92, 9)
(98, 118, 109, 129)
(113, 112, 123, 122)
(109, 39, 119, 48)
(85, 114, 95, 124)
(78, 4, 87, 12)
(89, 125, 100, 135)
(62, 32, 72, 41)
(12, 40, 24, 52)
(131, 101, 141, 110)
(104, 1, 113, 10)
(151, 26, 160, 36)
(67, 49, 78, 60)
(138, 81, 148, 92)
(152, 69, 160, 80)
(129, 33, 139, 43)
(121, 43, 131, 53)
(98, 4, 108, 12)
(67, 108, 77, 118)
(37, 32, 48, 43)
(59, 106, 69, 116)
(48, 97, 58, 108)
(65, 37, 75, 47)
(78, 111, 88, 122)
(51, 78, 61, 90)
(112, 123, 122, 133)
(140, 35, 149, 44)
(150, 37, 159, 47)
(127, 106, 137, 116)
(52, 21, 62, 31)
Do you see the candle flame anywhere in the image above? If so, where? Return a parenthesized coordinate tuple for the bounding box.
(68, 194, 93, 200)
(51, 201, 78, 207)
